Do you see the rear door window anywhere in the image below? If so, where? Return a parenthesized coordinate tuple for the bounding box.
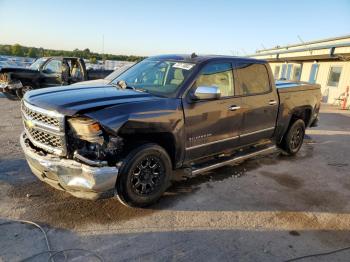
(235, 63, 271, 95)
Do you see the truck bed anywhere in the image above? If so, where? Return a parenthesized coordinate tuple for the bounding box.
(276, 80, 320, 93)
(274, 80, 321, 143)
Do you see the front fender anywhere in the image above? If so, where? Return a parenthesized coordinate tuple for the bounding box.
(84, 98, 186, 167)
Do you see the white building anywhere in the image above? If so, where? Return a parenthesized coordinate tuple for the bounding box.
(249, 35, 350, 104)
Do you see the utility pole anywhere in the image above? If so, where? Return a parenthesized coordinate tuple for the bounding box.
(240, 48, 248, 56)
(102, 34, 105, 60)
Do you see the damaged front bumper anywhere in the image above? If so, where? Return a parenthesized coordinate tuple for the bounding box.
(20, 132, 119, 200)
(0, 82, 20, 99)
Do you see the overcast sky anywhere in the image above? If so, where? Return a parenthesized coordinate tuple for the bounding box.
(1, 0, 350, 56)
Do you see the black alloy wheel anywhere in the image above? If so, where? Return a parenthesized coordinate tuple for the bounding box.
(279, 119, 305, 155)
(116, 143, 172, 207)
(290, 126, 303, 151)
(130, 155, 165, 196)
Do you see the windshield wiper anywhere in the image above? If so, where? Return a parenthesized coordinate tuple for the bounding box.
(111, 80, 135, 90)
(112, 80, 150, 94)
(134, 87, 148, 93)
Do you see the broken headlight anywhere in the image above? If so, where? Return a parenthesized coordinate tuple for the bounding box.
(68, 117, 104, 144)
(68, 117, 123, 166)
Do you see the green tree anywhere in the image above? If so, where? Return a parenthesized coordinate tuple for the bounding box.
(83, 48, 91, 59)
(89, 57, 97, 64)
(38, 47, 45, 57)
(11, 44, 24, 56)
(27, 48, 38, 58)
(0, 44, 144, 62)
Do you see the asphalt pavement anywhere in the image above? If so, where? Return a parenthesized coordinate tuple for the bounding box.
(1, 97, 350, 262)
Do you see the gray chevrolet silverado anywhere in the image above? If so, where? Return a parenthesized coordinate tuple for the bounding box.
(20, 54, 321, 207)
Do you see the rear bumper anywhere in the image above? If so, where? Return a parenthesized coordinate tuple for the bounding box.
(20, 132, 118, 200)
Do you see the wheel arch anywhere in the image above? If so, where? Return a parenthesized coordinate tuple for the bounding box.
(277, 105, 313, 144)
(289, 106, 313, 127)
(120, 131, 178, 169)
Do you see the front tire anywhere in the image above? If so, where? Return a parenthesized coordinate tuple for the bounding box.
(116, 143, 172, 207)
(279, 119, 305, 155)
(16, 85, 32, 99)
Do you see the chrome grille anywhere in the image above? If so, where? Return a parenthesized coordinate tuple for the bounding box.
(27, 129, 63, 148)
(21, 101, 67, 156)
(22, 105, 60, 127)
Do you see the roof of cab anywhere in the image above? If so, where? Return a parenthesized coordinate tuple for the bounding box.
(148, 54, 266, 64)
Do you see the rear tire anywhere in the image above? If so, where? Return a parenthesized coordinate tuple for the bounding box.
(279, 119, 305, 155)
(116, 143, 172, 207)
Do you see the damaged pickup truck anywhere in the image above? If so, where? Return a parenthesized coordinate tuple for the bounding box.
(0, 56, 113, 99)
(20, 54, 321, 207)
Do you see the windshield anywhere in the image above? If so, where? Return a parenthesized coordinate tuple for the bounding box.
(105, 64, 134, 81)
(111, 59, 196, 96)
(29, 58, 48, 70)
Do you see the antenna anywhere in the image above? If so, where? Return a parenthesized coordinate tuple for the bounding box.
(261, 43, 266, 49)
(297, 35, 312, 53)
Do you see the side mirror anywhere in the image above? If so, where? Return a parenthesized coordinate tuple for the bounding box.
(192, 86, 221, 100)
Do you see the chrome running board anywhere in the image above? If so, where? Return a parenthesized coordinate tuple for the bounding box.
(191, 145, 277, 175)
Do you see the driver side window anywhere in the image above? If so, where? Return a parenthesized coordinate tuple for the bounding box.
(43, 59, 62, 74)
(193, 63, 234, 97)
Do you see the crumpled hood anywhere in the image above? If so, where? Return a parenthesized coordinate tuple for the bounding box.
(24, 84, 158, 116)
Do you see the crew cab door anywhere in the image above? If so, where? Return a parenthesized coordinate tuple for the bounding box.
(183, 62, 242, 161)
(235, 62, 278, 145)
(40, 58, 63, 87)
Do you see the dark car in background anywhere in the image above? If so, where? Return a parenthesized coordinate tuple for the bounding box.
(0, 56, 113, 99)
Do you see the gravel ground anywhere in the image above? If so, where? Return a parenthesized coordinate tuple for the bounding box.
(1, 98, 350, 262)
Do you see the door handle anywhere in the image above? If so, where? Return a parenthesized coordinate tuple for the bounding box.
(228, 105, 241, 111)
(268, 100, 277, 105)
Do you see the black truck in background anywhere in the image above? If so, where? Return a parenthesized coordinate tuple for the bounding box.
(20, 54, 321, 207)
(0, 56, 113, 99)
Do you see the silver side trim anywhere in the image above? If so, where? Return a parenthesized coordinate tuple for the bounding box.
(186, 126, 275, 150)
(186, 135, 239, 150)
(239, 127, 275, 138)
(192, 146, 277, 175)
